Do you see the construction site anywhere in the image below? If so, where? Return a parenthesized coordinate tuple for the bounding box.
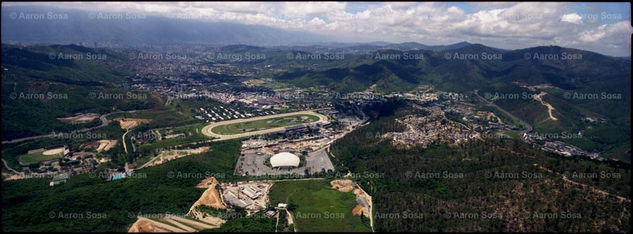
(220, 181, 272, 213)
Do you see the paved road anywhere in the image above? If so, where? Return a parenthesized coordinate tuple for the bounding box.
(2, 158, 19, 174)
(201, 110, 329, 141)
(1, 110, 141, 145)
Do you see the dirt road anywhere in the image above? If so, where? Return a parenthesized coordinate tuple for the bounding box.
(533, 92, 558, 121)
(122, 130, 130, 154)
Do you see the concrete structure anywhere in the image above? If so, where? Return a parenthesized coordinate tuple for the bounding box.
(241, 185, 261, 200)
(269, 152, 300, 168)
(224, 191, 253, 208)
(49, 173, 70, 186)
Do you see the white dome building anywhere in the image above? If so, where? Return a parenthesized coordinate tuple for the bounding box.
(270, 152, 300, 168)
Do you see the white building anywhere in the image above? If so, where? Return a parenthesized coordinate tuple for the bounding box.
(241, 185, 261, 200)
(270, 152, 300, 168)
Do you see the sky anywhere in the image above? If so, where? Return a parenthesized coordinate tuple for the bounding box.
(4, 2, 632, 56)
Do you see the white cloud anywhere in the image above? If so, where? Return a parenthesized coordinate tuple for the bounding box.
(3, 2, 632, 56)
(561, 13, 582, 24)
(579, 25, 608, 42)
(281, 2, 346, 18)
(579, 21, 632, 43)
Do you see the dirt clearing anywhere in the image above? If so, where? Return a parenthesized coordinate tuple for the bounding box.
(352, 204, 368, 217)
(96, 140, 118, 152)
(42, 147, 65, 155)
(138, 146, 210, 169)
(58, 113, 99, 124)
(330, 179, 374, 230)
(128, 216, 187, 232)
(115, 118, 151, 130)
(330, 179, 355, 192)
(190, 177, 226, 211)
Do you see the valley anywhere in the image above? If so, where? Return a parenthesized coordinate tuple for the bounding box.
(1, 2, 630, 233)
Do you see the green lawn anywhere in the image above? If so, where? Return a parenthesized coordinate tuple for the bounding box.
(137, 123, 210, 152)
(210, 114, 319, 135)
(501, 129, 522, 140)
(18, 151, 63, 165)
(268, 180, 371, 232)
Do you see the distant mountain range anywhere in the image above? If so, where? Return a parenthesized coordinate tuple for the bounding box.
(1, 6, 330, 47)
(271, 41, 485, 54)
(3, 5, 492, 52)
(276, 43, 629, 93)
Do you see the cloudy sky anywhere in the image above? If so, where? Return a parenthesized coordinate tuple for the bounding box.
(4, 2, 632, 56)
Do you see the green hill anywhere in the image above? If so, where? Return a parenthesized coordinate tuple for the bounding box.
(1, 44, 162, 140)
(330, 103, 631, 232)
(275, 45, 630, 160)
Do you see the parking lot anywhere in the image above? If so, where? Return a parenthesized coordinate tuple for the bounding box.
(235, 147, 335, 177)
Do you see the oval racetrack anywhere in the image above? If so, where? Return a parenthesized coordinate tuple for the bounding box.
(201, 110, 328, 141)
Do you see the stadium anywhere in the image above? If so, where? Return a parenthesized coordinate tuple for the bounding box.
(269, 152, 300, 169)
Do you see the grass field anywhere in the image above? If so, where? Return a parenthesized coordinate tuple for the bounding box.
(210, 114, 319, 135)
(137, 123, 209, 152)
(268, 180, 371, 232)
(18, 151, 63, 165)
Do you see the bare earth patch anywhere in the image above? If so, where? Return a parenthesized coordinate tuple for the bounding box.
(331, 179, 374, 229)
(42, 147, 64, 156)
(190, 177, 226, 210)
(330, 179, 355, 192)
(96, 140, 118, 152)
(127, 177, 227, 233)
(139, 146, 210, 169)
(128, 219, 158, 232)
(115, 118, 151, 130)
(352, 204, 368, 217)
(128, 216, 186, 232)
(58, 113, 99, 124)
(196, 177, 219, 189)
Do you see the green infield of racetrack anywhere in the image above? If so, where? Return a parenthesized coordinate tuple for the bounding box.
(210, 114, 320, 135)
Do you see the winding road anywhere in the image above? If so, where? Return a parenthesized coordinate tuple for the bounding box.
(1, 110, 141, 145)
(533, 91, 558, 121)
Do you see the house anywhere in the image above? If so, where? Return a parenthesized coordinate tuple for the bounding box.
(265, 210, 277, 217)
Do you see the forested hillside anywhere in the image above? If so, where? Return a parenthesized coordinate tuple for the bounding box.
(331, 103, 630, 232)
